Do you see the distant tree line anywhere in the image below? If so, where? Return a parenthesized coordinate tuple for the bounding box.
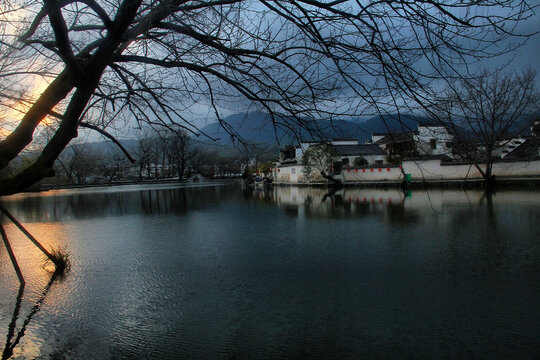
(0, 0, 536, 195)
(48, 127, 277, 185)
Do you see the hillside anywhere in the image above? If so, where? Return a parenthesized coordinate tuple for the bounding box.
(73, 112, 536, 158)
(195, 112, 424, 146)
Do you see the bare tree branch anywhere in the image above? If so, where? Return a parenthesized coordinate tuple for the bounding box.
(78, 121, 135, 163)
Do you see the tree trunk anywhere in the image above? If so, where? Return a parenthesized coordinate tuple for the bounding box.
(177, 157, 186, 180)
(320, 171, 341, 184)
(484, 161, 496, 191)
(0, 0, 144, 196)
(0, 83, 98, 195)
(0, 70, 75, 170)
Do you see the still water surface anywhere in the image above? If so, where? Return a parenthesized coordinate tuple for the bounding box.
(0, 183, 539, 359)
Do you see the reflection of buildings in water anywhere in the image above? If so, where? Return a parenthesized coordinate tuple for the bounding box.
(273, 186, 540, 207)
(269, 187, 540, 223)
(270, 186, 407, 219)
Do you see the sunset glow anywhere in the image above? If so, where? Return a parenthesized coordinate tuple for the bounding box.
(0, 5, 58, 138)
(1, 75, 57, 137)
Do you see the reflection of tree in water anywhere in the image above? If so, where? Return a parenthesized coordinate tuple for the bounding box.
(478, 191, 508, 271)
(2, 198, 48, 223)
(140, 188, 220, 214)
(321, 187, 339, 203)
(241, 187, 253, 201)
(263, 186, 423, 223)
(385, 203, 420, 225)
(310, 189, 417, 221)
(282, 205, 299, 218)
(0, 208, 69, 359)
(441, 190, 510, 276)
(479, 191, 496, 224)
(4, 185, 236, 222)
(2, 274, 59, 360)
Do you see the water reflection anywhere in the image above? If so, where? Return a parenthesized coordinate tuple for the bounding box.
(254, 187, 415, 221)
(1, 183, 232, 222)
(2, 274, 59, 360)
(0, 184, 539, 359)
(8, 184, 534, 225)
(252, 186, 540, 223)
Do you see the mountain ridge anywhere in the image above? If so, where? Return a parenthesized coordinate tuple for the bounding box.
(195, 112, 425, 146)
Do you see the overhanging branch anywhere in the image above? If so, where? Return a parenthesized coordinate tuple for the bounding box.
(78, 122, 136, 163)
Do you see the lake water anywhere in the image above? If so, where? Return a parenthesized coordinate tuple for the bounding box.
(0, 183, 539, 359)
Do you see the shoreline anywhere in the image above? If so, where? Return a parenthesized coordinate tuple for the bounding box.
(272, 176, 540, 189)
(16, 176, 540, 196)
(35, 178, 238, 193)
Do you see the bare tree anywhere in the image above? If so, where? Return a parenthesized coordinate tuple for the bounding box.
(99, 148, 129, 183)
(0, 0, 536, 195)
(302, 143, 337, 183)
(166, 130, 195, 179)
(431, 69, 539, 186)
(55, 144, 98, 184)
(190, 148, 212, 176)
(135, 133, 157, 180)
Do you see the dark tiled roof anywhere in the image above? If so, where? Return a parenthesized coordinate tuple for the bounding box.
(278, 161, 298, 167)
(373, 132, 415, 145)
(333, 144, 386, 156)
(411, 154, 453, 161)
(417, 119, 442, 127)
(504, 138, 540, 160)
(332, 137, 358, 141)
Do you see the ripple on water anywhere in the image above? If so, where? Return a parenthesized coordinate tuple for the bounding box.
(1, 185, 539, 359)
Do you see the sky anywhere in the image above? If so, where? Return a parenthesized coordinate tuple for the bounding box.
(1, 0, 539, 145)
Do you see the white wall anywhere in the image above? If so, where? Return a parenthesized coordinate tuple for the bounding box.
(342, 166, 403, 182)
(276, 149, 540, 184)
(415, 126, 453, 156)
(402, 159, 540, 180)
(341, 159, 540, 183)
(275, 165, 305, 183)
(372, 134, 385, 143)
(403, 160, 476, 180)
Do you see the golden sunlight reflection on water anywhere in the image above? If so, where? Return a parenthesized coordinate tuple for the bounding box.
(1, 185, 539, 359)
(0, 220, 71, 359)
(1, 222, 67, 288)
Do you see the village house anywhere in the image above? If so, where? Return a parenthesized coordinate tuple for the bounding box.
(372, 119, 453, 160)
(273, 119, 540, 185)
(499, 120, 540, 160)
(273, 138, 386, 184)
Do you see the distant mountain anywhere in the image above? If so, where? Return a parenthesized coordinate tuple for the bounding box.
(353, 114, 421, 136)
(194, 111, 295, 146)
(66, 112, 536, 164)
(195, 112, 429, 146)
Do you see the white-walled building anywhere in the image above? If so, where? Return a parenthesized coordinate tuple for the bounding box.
(274, 138, 387, 184)
(372, 120, 453, 159)
(414, 119, 453, 157)
(272, 118, 540, 185)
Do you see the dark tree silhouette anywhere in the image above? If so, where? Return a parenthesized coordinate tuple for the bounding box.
(0, 0, 536, 195)
(431, 69, 539, 185)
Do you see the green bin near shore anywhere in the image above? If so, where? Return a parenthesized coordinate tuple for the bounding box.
(405, 174, 412, 182)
